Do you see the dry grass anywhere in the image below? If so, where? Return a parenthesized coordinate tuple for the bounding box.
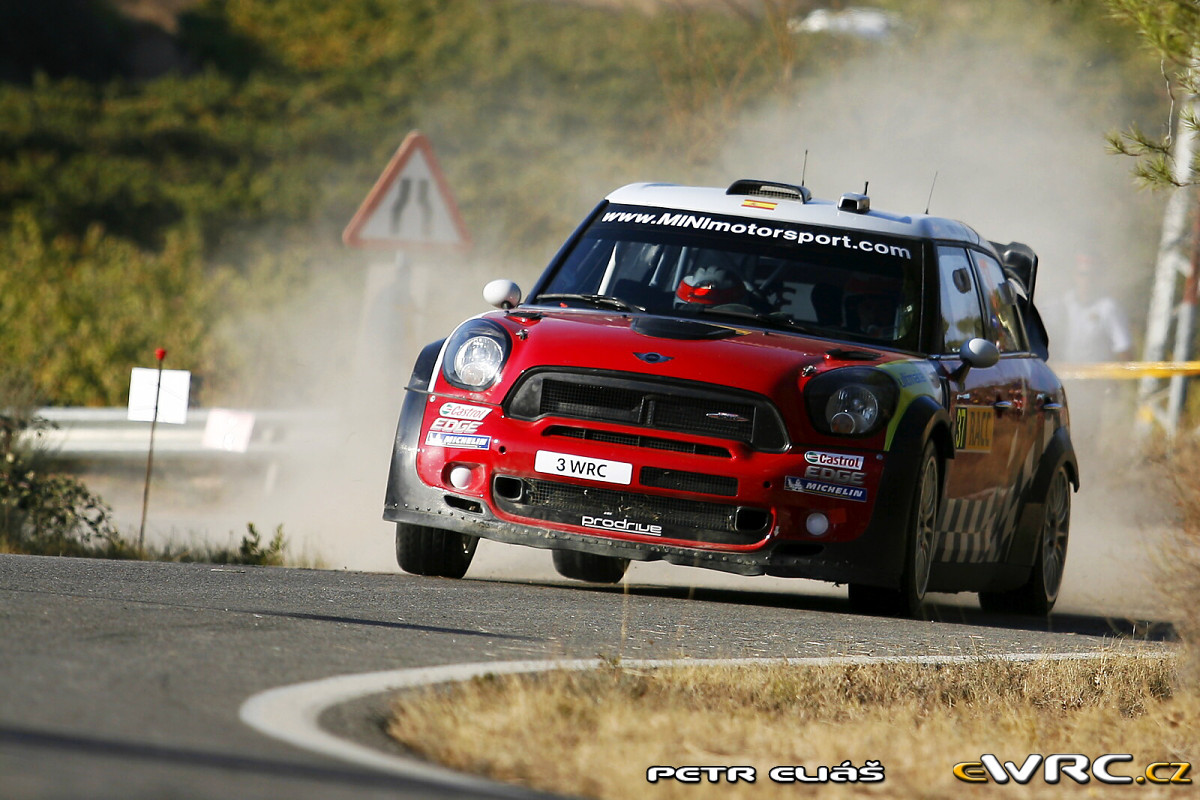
(387, 444, 1200, 798)
(388, 655, 1195, 798)
(1157, 437, 1200, 678)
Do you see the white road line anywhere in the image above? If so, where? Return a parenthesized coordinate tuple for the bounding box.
(238, 652, 1156, 790)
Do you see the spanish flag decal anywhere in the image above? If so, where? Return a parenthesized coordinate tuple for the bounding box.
(742, 199, 778, 211)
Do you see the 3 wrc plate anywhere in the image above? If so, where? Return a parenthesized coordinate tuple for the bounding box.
(534, 450, 633, 485)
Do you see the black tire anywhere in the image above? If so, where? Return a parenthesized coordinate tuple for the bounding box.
(848, 441, 941, 618)
(551, 549, 630, 584)
(395, 522, 478, 579)
(979, 464, 1070, 615)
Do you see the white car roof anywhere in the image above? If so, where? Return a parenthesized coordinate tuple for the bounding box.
(605, 181, 989, 248)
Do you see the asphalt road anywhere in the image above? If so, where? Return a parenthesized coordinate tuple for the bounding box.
(0, 553, 1176, 799)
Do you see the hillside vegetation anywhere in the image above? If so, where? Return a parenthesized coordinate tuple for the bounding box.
(0, 0, 1160, 406)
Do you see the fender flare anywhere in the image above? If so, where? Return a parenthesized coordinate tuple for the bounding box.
(840, 396, 954, 589)
(383, 339, 446, 517)
(888, 394, 956, 489)
(407, 338, 447, 393)
(1006, 425, 1079, 568)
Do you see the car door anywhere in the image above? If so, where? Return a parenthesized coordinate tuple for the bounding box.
(969, 249, 1041, 560)
(934, 246, 1030, 565)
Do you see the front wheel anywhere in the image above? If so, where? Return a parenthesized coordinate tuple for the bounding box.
(551, 549, 630, 584)
(848, 441, 941, 618)
(979, 464, 1070, 615)
(395, 523, 478, 578)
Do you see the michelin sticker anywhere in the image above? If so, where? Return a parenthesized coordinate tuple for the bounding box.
(786, 476, 868, 502)
(425, 431, 491, 450)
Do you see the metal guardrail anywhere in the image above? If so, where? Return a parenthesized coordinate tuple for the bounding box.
(1054, 361, 1200, 380)
(25, 364, 1199, 460)
(25, 408, 340, 461)
(1052, 363, 1200, 436)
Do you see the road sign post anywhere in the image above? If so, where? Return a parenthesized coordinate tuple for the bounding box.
(343, 131, 472, 396)
(128, 348, 191, 551)
(343, 131, 472, 252)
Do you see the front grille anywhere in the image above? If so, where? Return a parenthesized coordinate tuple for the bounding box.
(545, 425, 732, 458)
(649, 394, 759, 440)
(492, 477, 770, 546)
(506, 370, 788, 452)
(640, 467, 737, 497)
(542, 379, 642, 423)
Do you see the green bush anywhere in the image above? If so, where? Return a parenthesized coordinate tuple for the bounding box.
(0, 402, 128, 556)
(0, 0, 1167, 406)
(145, 522, 289, 565)
(202, 522, 287, 566)
(0, 390, 290, 563)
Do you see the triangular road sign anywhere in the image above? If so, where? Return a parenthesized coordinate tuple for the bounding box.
(343, 131, 472, 251)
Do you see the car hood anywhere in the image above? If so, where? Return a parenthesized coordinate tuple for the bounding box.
(486, 308, 910, 399)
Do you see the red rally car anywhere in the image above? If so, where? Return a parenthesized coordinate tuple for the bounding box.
(383, 179, 1078, 617)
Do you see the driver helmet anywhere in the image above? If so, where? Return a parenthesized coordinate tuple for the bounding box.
(843, 276, 901, 335)
(675, 265, 745, 306)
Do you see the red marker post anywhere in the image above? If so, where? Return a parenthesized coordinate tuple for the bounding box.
(137, 348, 167, 552)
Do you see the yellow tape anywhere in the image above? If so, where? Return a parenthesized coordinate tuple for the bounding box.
(1055, 361, 1200, 380)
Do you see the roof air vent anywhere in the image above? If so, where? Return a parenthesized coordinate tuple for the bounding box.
(838, 193, 870, 213)
(727, 179, 812, 204)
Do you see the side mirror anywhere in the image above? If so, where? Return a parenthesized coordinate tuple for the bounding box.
(483, 279, 522, 310)
(961, 338, 1000, 369)
(952, 337, 999, 381)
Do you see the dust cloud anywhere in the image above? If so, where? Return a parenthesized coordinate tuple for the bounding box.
(716, 36, 1173, 618)
(117, 14, 1174, 619)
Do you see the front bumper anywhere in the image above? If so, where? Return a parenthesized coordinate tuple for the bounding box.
(383, 386, 923, 588)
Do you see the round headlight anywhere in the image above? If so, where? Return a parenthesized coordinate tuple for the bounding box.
(453, 335, 504, 389)
(442, 319, 512, 391)
(804, 367, 898, 437)
(825, 384, 880, 435)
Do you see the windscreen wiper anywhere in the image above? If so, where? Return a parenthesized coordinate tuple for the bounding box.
(693, 306, 818, 335)
(533, 293, 646, 312)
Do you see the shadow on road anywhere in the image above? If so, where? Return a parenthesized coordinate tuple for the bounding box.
(0, 724, 548, 799)
(922, 605, 1178, 642)
(240, 608, 545, 642)
(477, 576, 1178, 643)
(7, 584, 544, 642)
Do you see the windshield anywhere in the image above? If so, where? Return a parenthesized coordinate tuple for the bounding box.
(534, 204, 924, 349)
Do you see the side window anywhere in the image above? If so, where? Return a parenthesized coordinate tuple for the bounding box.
(937, 246, 984, 354)
(972, 251, 1027, 353)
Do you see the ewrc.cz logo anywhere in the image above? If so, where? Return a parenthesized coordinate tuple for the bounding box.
(953, 755, 1192, 785)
